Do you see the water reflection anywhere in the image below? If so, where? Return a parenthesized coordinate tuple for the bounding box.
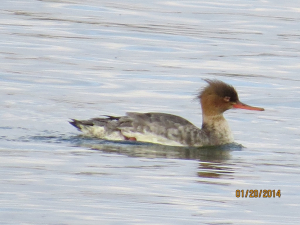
(29, 133, 241, 180)
(198, 161, 234, 180)
(73, 138, 240, 159)
(70, 137, 241, 179)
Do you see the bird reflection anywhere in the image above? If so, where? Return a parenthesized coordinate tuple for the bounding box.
(71, 136, 242, 179)
(198, 162, 235, 179)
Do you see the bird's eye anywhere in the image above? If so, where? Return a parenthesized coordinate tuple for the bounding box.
(224, 96, 230, 102)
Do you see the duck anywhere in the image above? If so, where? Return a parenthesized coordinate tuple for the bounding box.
(70, 79, 264, 147)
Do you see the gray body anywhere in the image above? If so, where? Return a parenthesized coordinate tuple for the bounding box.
(70, 112, 233, 147)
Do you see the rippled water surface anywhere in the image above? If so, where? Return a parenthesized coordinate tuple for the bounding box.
(1, 0, 300, 224)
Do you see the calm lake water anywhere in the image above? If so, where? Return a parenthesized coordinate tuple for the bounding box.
(1, 0, 300, 224)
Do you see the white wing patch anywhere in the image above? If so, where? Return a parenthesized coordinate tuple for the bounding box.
(121, 130, 184, 146)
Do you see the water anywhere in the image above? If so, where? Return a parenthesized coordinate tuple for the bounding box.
(1, 0, 300, 224)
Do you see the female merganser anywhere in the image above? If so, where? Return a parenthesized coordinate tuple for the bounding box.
(70, 79, 264, 147)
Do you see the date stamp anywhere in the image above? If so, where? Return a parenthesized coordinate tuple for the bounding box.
(236, 189, 281, 198)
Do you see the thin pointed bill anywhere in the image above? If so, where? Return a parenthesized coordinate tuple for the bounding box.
(233, 100, 264, 111)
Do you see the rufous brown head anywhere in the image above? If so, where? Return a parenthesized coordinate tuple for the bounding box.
(198, 79, 264, 116)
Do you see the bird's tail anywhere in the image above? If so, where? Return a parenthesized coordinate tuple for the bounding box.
(69, 119, 93, 131)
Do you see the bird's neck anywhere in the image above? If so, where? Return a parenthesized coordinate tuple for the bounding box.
(202, 113, 226, 124)
(201, 113, 234, 145)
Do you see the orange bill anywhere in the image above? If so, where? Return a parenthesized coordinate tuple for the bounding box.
(233, 100, 264, 111)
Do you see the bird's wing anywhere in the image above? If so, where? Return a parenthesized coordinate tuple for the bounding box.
(117, 112, 201, 146)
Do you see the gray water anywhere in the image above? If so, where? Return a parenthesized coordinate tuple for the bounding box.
(1, 0, 300, 224)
